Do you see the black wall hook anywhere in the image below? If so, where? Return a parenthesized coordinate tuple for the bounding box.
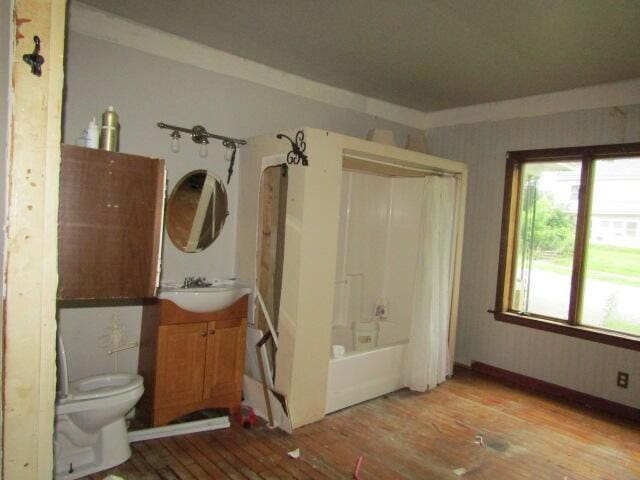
(276, 130, 308, 166)
(23, 36, 45, 76)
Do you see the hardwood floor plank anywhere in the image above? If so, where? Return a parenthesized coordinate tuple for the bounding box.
(173, 435, 229, 479)
(77, 368, 640, 480)
(189, 432, 249, 480)
(160, 437, 214, 479)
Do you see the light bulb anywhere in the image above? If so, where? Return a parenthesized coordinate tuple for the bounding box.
(170, 136, 180, 153)
(170, 130, 181, 153)
(199, 141, 208, 158)
(224, 145, 235, 161)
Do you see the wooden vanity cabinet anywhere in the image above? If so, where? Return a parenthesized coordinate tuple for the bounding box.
(57, 145, 165, 300)
(137, 296, 248, 427)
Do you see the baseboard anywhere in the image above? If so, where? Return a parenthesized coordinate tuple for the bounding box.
(470, 361, 640, 422)
(453, 361, 471, 370)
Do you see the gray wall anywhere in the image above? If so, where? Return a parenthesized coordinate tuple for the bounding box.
(426, 105, 640, 408)
(60, 31, 422, 380)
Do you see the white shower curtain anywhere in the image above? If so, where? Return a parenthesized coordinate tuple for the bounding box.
(405, 175, 457, 392)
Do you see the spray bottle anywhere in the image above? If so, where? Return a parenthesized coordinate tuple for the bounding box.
(85, 117, 99, 148)
(99, 106, 119, 152)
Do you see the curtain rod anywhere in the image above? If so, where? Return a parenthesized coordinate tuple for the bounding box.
(343, 153, 459, 177)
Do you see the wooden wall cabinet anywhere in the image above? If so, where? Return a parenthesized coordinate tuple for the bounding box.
(57, 145, 165, 300)
(137, 296, 248, 427)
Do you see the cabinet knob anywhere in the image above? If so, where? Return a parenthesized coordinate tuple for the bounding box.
(209, 330, 215, 335)
(201, 331, 207, 337)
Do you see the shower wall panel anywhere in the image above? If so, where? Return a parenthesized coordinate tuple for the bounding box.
(333, 172, 423, 349)
(380, 177, 424, 345)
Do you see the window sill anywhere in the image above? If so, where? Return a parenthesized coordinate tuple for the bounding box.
(494, 311, 640, 352)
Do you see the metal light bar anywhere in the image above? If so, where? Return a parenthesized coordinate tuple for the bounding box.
(157, 122, 247, 146)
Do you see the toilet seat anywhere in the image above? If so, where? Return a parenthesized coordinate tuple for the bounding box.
(67, 374, 143, 401)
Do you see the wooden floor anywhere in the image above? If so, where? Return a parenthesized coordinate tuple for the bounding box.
(86, 368, 640, 479)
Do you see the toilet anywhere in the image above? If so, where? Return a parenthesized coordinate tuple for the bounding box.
(54, 334, 144, 480)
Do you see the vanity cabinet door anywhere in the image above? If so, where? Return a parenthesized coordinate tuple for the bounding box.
(156, 322, 207, 408)
(203, 318, 247, 400)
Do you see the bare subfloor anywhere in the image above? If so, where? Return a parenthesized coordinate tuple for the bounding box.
(85, 368, 640, 479)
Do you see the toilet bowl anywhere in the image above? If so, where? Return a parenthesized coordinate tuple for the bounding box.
(54, 335, 144, 480)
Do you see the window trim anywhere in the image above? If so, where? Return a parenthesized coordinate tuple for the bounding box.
(494, 142, 640, 351)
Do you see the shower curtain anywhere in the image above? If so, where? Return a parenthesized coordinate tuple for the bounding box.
(405, 175, 457, 392)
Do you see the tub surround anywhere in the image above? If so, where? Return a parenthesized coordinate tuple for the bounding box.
(333, 171, 424, 352)
(237, 128, 467, 429)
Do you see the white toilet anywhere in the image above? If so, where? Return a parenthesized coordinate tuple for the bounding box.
(54, 334, 144, 480)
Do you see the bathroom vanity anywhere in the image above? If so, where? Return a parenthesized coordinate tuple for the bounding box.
(137, 295, 248, 427)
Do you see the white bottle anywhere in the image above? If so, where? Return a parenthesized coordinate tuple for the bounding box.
(85, 117, 99, 148)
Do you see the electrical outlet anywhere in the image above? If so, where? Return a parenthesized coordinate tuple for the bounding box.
(617, 371, 629, 389)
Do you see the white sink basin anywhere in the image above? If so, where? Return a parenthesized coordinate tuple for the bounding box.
(158, 282, 251, 313)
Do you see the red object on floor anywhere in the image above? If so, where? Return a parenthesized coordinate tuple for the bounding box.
(353, 455, 364, 479)
(234, 406, 257, 428)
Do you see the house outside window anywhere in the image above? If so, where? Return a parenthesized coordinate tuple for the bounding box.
(494, 143, 640, 350)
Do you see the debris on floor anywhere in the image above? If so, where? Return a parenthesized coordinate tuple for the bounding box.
(234, 405, 257, 429)
(353, 455, 364, 479)
(453, 467, 468, 476)
(287, 448, 301, 459)
(474, 434, 484, 446)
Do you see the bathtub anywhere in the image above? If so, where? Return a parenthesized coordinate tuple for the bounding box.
(325, 341, 408, 413)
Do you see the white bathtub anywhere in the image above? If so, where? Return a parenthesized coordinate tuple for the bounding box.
(325, 341, 408, 414)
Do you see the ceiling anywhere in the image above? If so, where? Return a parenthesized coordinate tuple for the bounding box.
(79, 0, 640, 112)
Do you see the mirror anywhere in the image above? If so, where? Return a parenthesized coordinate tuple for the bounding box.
(166, 170, 229, 252)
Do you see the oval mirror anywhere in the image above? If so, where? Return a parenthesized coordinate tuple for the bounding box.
(166, 170, 229, 253)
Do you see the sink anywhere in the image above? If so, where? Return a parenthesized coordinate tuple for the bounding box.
(158, 282, 252, 313)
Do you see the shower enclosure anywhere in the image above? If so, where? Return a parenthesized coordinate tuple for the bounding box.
(237, 128, 466, 428)
(327, 154, 464, 412)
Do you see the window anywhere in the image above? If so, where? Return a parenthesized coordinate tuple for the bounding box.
(625, 221, 637, 238)
(570, 184, 579, 201)
(495, 143, 640, 350)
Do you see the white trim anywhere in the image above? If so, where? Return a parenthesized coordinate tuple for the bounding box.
(422, 78, 640, 129)
(128, 416, 230, 443)
(69, 2, 640, 131)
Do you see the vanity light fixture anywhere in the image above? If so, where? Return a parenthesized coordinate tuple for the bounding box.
(157, 122, 246, 182)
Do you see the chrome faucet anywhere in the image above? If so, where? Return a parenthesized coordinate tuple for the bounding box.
(182, 276, 212, 288)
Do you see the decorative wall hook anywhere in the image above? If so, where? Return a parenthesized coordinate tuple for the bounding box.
(276, 130, 308, 166)
(225, 141, 237, 185)
(23, 36, 44, 76)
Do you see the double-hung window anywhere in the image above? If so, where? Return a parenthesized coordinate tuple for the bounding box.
(494, 143, 640, 350)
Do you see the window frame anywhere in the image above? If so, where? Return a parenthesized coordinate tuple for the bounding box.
(494, 142, 640, 351)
